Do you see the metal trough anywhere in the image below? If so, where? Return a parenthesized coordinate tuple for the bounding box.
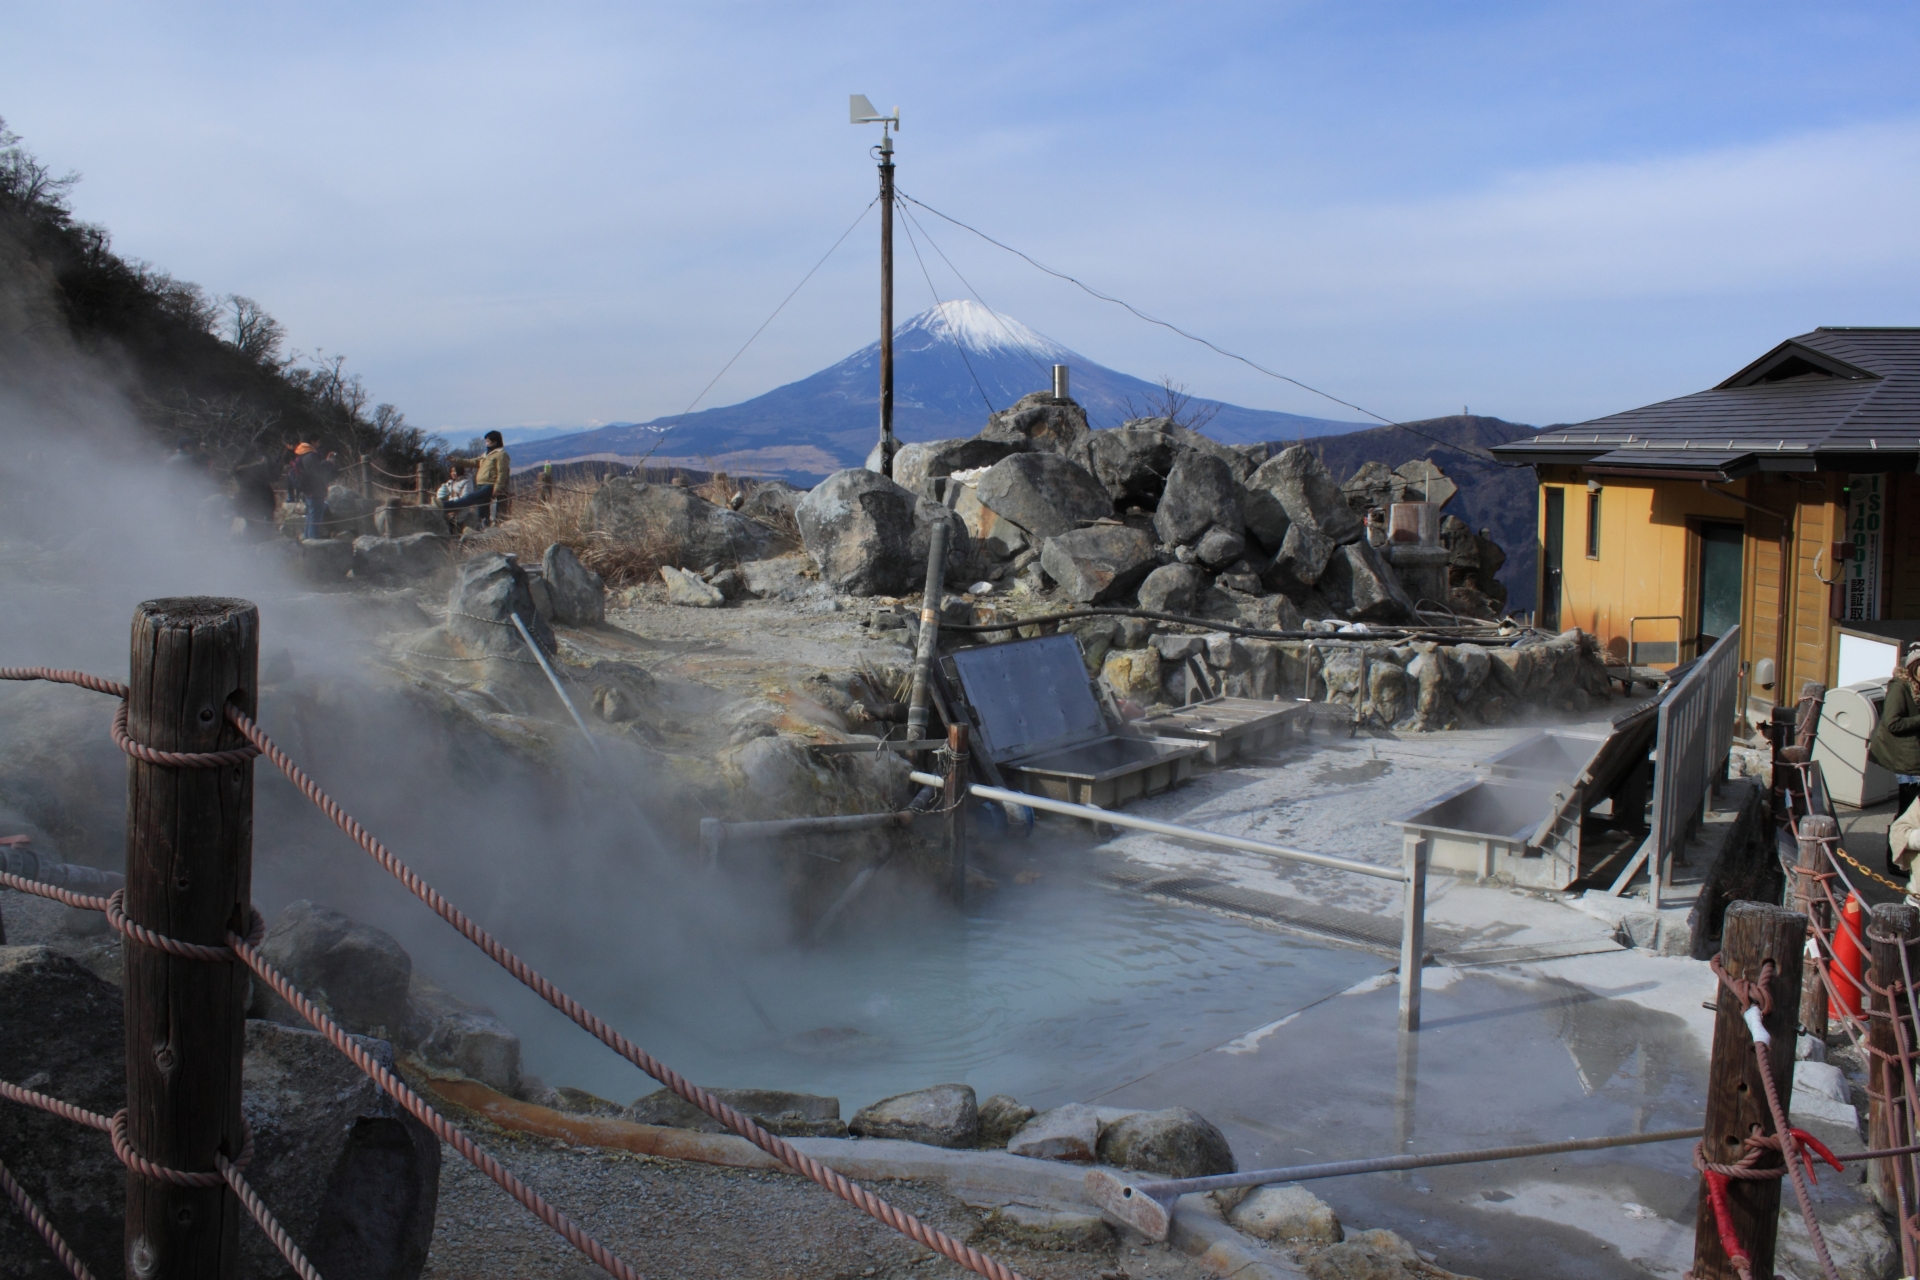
(1478, 729, 1607, 781)
(945, 635, 1204, 809)
(1391, 776, 1579, 888)
(1141, 656, 1308, 764)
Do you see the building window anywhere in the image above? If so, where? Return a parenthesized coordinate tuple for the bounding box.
(1585, 490, 1601, 559)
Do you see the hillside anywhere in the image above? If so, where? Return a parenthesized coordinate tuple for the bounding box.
(512, 301, 1373, 479)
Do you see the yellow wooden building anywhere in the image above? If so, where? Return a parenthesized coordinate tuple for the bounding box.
(1490, 327, 1920, 717)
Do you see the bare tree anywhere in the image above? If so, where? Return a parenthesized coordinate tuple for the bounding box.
(1120, 375, 1222, 434)
(224, 295, 286, 367)
(0, 117, 78, 214)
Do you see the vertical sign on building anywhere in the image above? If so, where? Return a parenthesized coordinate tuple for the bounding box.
(1844, 473, 1884, 621)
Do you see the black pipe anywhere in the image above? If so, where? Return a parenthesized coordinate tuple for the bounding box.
(938, 605, 1525, 646)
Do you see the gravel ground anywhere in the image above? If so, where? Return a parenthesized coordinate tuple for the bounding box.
(421, 1127, 1217, 1280)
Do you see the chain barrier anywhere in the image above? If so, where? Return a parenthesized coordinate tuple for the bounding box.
(2, 664, 1032, 1280)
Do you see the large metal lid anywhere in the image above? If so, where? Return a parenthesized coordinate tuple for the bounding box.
(948, 634, 1108, 764)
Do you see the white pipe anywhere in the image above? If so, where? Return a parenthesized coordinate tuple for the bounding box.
(511, 613, 602, 759)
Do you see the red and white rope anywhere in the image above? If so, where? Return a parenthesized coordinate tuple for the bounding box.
(0, 1156, 97, 1280)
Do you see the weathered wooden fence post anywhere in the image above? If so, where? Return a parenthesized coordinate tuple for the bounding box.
(1690, 901, 1805, 1280)
(945, 723, 969, 903)
(1866, 902, 1919, 1223)
(1794, 814, 1838, 1039)
(1397, 834, 1427, 1033)
(414, 462, 425, 506)
(123, 598, 258, 1279)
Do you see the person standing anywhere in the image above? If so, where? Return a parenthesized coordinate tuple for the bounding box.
(1869, 643, 1920, 870)
(445, 431, 511, 524)
(287, 443, 336, 539)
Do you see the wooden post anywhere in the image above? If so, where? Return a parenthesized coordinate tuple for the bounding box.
(1866, 902, 1919, 1221)
(1795, 814, 1838, 1039)
(414, 462, 425, 506)
(1691, 901, 1806, 1280)
(123, 598, 258, 1279)
(945, 723, 969, 903)
(1398, 835, 1427, 1032)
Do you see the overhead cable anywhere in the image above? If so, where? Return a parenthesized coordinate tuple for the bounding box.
(899, 203, 1054, 379)
(898, 211, 996, 415)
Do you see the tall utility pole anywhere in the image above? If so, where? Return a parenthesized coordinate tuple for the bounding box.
(852, 95, 901, 476)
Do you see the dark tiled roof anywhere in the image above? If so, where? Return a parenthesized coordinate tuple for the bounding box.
(1492, 327, 1920, 472)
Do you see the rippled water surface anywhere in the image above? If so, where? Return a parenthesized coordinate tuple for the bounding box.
(520, 866, 1386, 1111)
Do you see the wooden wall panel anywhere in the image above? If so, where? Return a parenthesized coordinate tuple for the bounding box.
(1888, 473, 1920, 618)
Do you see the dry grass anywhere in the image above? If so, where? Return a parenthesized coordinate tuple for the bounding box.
(467, 477, 799, 587)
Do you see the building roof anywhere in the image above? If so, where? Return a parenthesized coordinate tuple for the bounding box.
(1491, 327, 1920, 477)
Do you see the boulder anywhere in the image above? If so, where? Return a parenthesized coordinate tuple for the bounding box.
(587, 477, 772, 568)
(1320, 542, 1416, 623)
(848, 1083, 979, 1148)
(353, 532, 449, 580)
(542, 543, 605, 624)
(660, 564, 724, 607)
(738, 480, 803, 526)
(1152, 633, 1208, 663)
(446, 553, 554, 655)
(1171, 426, 1263, 484)
(953, 478, 1031, 561)
(1086, 423, 1177, 506)
(892, 438, 1025, 500)
(796, 469, 969, 597)
(976, 1094, 1036, 1148)
(1094, 1106, 1235, 1178)
(1777, 1202, 1896, 1280)
(1393, 459, 1456, 509)
(979, 392, 1092, 462)
(374, 502, 448, 538)
(249, 900, 414, 1043)
(241, 1021, 439, 1280)
(975, 453, 1113, 539)
(1340, 460, 1397, 516)
(1102, 648, 1163, 703)
(1006, 1103, 1104, 1161)
(1039, 526, 1157, 604)
(1228, 1184, 1343, 1245)
(1154, 452, 1242, 547)
(740, 553, 819, 602)
(405, 977, 523, 1096)
(1194, 525, 1246, 569)
(1247, 447, 1363, 545)
(0, 947, 124, 1277)
(323, 482, 379, 537)
(1137, 563, 1204, 615)
(525, 572, 557, 621)
(1367, 658, 1410, 724)
(626, 1087, 846, 1138)
(298, 535, 354, 582)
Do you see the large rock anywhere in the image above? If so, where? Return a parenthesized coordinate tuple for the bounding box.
(1229, 1184, 1343, 1245)
(1086, 423, 1177, 506)
(1393, 459, 1456, 509)
(353, 532, 449, 580)
(977, 1094, 1036, 1148)
(796, 469, 970, 596)
(1094, 1106, 1235, 1178)
(1194, 525, 1246, 569)
(405, 977, 523, 1096)
(375, 501, 448, 538)
(0, 947, 123, 1280)
(1137, 563, 1204, 615)
(1171, 426, 1262, 484)
(1320, 542, 1416, 623)
(1102, 648, 1163, 702)
(660, 564, 724, 607)
(625, 1087, 846, 1138)
(242, 1020, 439, 1280)
(953, 479, 1030, 562)
(1263, 523, 1338, 595)
(1777, 1202, 1896, 1280)
(1040, 526, 1157, 604)
(1247, 447, 1363, 545)
(979, 392, 1092, 462)
(892, 438, 1025, 500)
(445, 552, 554, 655)
(737, 480, 803, 526)
(1154, 452, 1242, 547)
(249, 900, 413, 1043)
(1339, 460, 1397, 517)
(975, 453, 1112, 539)
(587, 477, 772, 568)
(1006, 1103, 1103, 1161)
(542, 543, 605, 624)
(848, 1083, 979, 1148)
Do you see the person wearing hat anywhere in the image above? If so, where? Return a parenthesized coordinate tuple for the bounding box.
(1870, 642, 1920, 872)
(445, 430, 510, 525)
(285, 442, 336, 539)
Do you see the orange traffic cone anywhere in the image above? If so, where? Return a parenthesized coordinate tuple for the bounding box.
(1829, 891, 1867, 1022)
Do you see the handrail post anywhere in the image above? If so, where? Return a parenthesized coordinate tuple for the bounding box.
(123, 598, 258, 1278)
(945, 723, 969, 903)
(1794, 814, 1837, 1038)
(1398, 833, 1427, 1031)
(1866, 901, 1920, 1244)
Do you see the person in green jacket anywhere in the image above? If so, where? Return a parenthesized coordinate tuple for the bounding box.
(1869, 643, 1920, 871)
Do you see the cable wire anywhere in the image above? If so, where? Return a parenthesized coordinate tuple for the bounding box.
(899, 190, 1523, 470)
(897, 211, 996, 416)
(898, 204, 1054, 379)
(636, 198, 877, 466)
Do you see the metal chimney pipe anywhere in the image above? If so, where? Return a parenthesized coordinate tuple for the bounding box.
(1052, 364, 1069, 401)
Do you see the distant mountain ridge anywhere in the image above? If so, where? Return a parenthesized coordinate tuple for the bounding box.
(512, 301, 1373, 479)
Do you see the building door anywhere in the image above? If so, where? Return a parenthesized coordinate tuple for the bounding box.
(1696, 522, 1744, 653)
(1542, 488, 1565, 630)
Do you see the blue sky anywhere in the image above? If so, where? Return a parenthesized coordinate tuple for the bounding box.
(4, 2, 1917, 434)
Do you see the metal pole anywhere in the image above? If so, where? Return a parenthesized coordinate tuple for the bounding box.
(946, 724, 969, 902)
(904, 516, 950, 755)
(123, 597, 258, 1277)
(1398, 835, 1428, 1032)
(877, 130, 896, 477)
(509, 613, 601, 758)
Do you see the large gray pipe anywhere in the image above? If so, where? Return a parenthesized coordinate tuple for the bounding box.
(904, 510, 952, 749)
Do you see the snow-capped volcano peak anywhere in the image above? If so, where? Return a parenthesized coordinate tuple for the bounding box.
(899, 299, 1070, 360)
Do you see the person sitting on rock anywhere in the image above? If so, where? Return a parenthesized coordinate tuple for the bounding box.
(444, 431, 510, 525)
(436, 461, 474, 506)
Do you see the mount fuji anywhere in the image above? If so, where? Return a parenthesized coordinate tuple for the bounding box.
(511, 301, 1372, 481)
